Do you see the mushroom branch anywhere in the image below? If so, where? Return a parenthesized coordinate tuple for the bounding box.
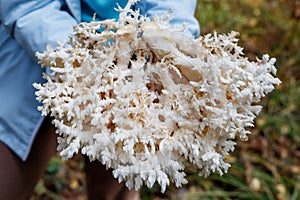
(33, 0, 281, 192)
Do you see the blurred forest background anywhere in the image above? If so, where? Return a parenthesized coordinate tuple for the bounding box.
(31, 0, 300, 199)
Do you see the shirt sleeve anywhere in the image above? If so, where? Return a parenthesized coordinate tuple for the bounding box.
(0, 0, 79, 62)
(135, 0, 200, 37)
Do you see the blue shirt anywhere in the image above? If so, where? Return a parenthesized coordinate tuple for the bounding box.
(81, 0, 128, 22)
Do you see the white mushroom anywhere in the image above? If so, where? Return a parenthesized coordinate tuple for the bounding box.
(33, 0, 280, 192)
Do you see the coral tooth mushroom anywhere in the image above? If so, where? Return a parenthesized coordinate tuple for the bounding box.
(34, 0, 280, 192)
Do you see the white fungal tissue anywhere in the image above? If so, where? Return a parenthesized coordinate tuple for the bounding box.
(33, 0, 281, 192)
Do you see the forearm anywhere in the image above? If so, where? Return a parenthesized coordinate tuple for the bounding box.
(135, 0, 200, 37)
(0, 0, 78, 61)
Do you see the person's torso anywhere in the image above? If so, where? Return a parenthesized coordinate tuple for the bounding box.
(81, 0, 128, 22)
